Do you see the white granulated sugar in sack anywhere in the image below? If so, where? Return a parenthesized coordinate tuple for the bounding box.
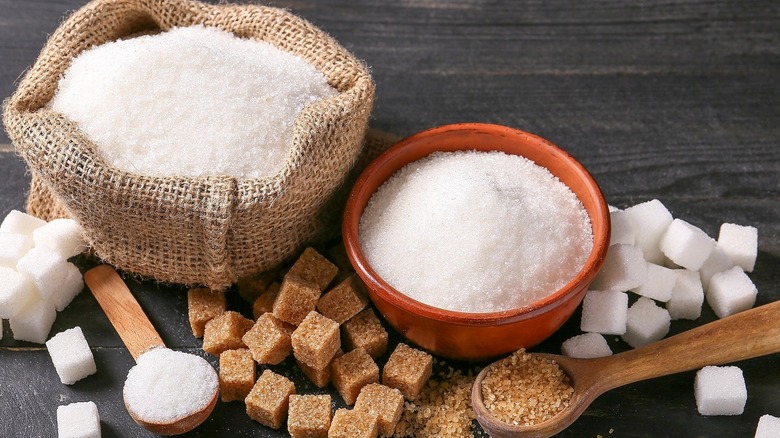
(0, 267, 36, 319)
(699, 245, 735, 291)
(561, 332, 612, 358)
(0, 232, 33, 268)
(717, 223, 758, 272)
(622, 199, 673, 264)
(9, 294, 56, 344)
(49, 25, 338, 179)
(16, 246, 69, 300)
(123, 348, 218, 424)
(659, 219, 715, 271)
(359, 151, 593, 313)
(33, 218, 87, 259)
(52, 263, 84, 312)
(667, 269, 704, 320)
(57, 401, 101, 438)
(621, 297, 670, 348)
(580, 290, 629, 335)
(755, 415, 780, 438)
(609, 209, 636, 246)
(630, 262, 676, 302)
(46, 327, 97, 385)
(590, 244, 646, 292)
(706, 266, 757, 318)
(0, 210, 46, 236)
(694, 366, 747, 416)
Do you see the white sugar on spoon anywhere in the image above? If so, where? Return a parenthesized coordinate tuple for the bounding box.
(84, 265, 218, 435)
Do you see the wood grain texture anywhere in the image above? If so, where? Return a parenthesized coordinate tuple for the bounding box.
(0, 0, 778, 436)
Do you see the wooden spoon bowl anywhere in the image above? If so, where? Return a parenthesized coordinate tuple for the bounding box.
(472, 300, 780, 438)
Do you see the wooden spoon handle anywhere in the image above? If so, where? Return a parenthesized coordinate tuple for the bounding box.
(593, 300, 780, 391)
(84, 265, 165, 361)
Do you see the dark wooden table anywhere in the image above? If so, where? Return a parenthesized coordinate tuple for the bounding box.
(2, 1, 779, 437)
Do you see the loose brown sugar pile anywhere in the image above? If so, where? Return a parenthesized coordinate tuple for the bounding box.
(481, 349, 574, 426)
(394, 363, 482, 438)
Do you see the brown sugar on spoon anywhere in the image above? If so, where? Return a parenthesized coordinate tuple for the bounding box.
(480, 349, 574, 427)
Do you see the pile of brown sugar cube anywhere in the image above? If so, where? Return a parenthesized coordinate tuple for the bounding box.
(187, 247, 434, 437)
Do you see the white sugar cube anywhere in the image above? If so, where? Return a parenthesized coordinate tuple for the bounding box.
(694, 366, 747, 416)
(46, 327, 97, 385)
(623, 199, 673, 264)
(57, 401, 101, 438)
(609, 210, 635, 246)
(581, 290, 629, 335)
(16, 246, 69, 300)
(718, 223, 758, 272)
(53, 263, 84, 312)
(660, 219, 716, 271)
(0, 232, 33, 267)
(667, 269, 704, 320)
(33, 218, 87, 259)
(707, 266, 757, 318)
(608, 205, 619, 212)
(630, 262, 676, 302)
(561, 332, 612, 358)
(0, 267, 37, 319)
(591, 244, 647, 292)
(9, 295, 56, 343)
(622, 297, 670, 348)
(0, 210, 46, 236)
(699, 245, 735, 291)
(755, 415, 780, 438)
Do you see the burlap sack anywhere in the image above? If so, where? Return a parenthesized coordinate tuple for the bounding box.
(3, 0, 376, 290)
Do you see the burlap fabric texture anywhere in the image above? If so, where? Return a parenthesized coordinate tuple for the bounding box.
(3, 0, 376, 290)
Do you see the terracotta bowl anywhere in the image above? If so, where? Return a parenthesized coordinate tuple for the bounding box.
(342, 123, 610, 361)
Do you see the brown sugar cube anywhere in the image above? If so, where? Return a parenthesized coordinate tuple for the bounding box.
(331, 348, 379, 405)
(317, 276, 369, 324)
(273, 276, 322, 325)
(382, 343, 433, 401)
(202, 311, 254, 356)
(219, 349, 255, 402)
(252, 282, 281, 319)
(187, 288, 226, 338)
(354, 383, 404, 437)
(288, 394, 332, 438)
(297, 349, 343, 388)
(342, 308, 388, 359)
(286, 247, 338, 291)
(328, 408, 378, 438)
(245, 369, 296, 430)
(242, 313, 294, 365)
(238, 270, 277, 303)
(292, 311, 340, 369)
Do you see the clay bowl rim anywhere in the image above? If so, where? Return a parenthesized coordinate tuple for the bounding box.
(343, 122, 610, 327)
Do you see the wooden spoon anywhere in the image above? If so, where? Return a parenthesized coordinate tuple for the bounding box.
(84, 265, 219, 436)
(472, 300, 780, 438)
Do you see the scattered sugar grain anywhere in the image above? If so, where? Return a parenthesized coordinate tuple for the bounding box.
(621, 297, 671, 348)
(123, 348, 218, 424)
(0, 232, 32, 267)
(580, 290, 628, 335)
(481, 349, 574, 427)
(49, 25, 337, 179)
(706, 266, 757, 318)
(694, 366, 747, 416)
(359, 151, 593, 313)
(57, 401, 101, 438)
(667, 269, 704, 320)
(718, 223, 758, 272)
(46, 327, 96, 385)
(0, 210, 46, 236)
(561, 332, 612, 358)
(755, 415, 780, 438)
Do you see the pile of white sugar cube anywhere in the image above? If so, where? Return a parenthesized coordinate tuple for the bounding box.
(561, 198, 769, 425)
